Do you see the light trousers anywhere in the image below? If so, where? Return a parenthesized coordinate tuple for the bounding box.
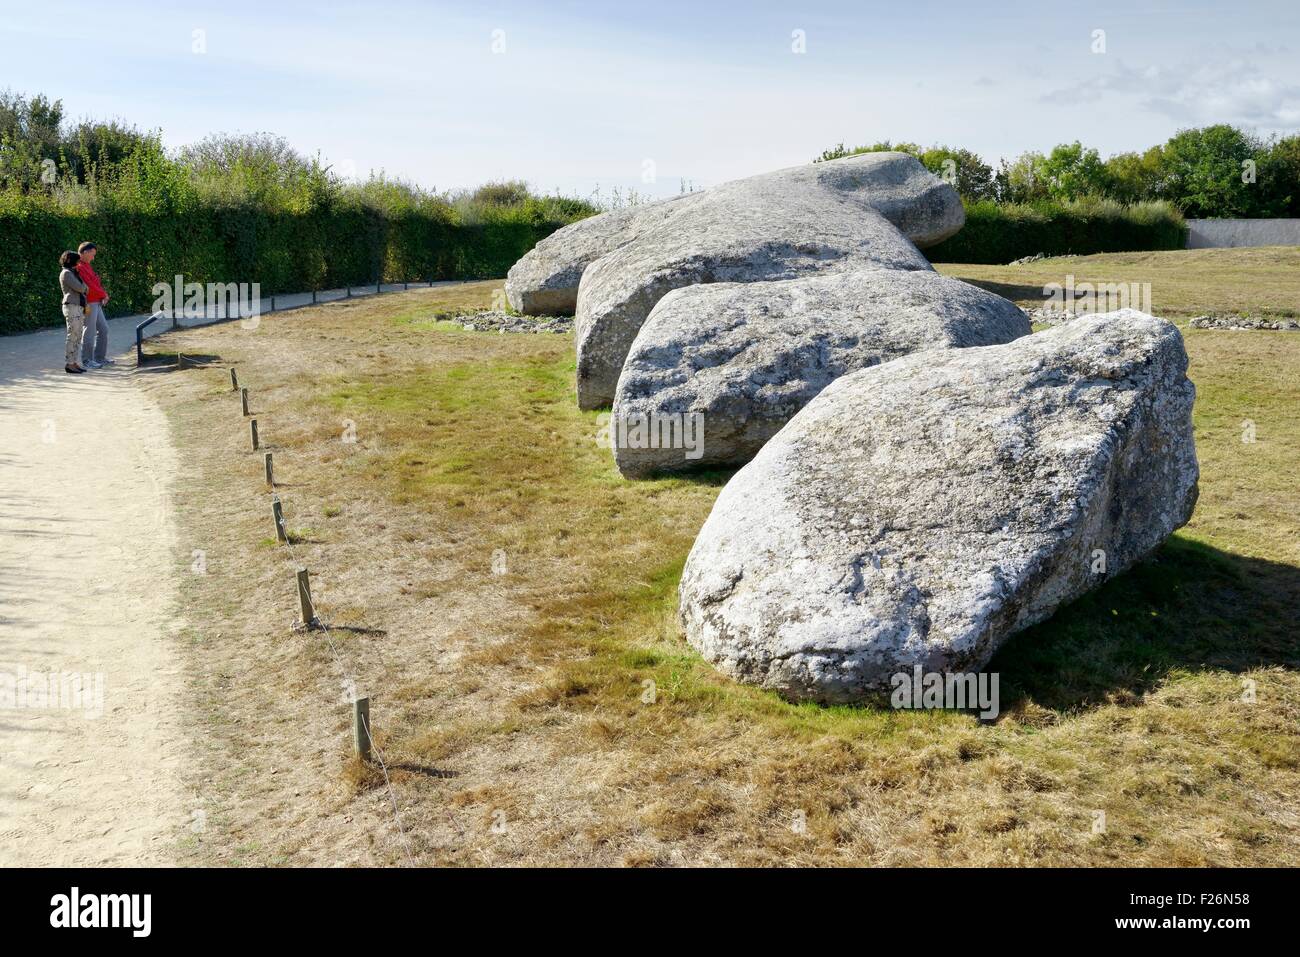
(63, 305, 86, 367)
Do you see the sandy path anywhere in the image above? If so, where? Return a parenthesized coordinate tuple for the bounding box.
(0, 317, 188, 865)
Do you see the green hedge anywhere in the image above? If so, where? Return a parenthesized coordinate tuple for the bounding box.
(926, 198, 1188, 264)
(0, 203, 568, 334)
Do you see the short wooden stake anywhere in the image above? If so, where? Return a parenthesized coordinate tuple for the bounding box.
(250, 419, 259, 450)
(296, 567, 316, 628)
(353, 697, 372, 763)
(272, 495, 288, 543)
(264, 451, 274, 488)
(241, 387, 250, 416)
(177, 352, 185, 369)
(230, 367, 238, 391)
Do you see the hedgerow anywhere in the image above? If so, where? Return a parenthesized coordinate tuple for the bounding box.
(925, 198, 1187, 264)
(0, 108, 597, 333)
(0, 198, 579, 334)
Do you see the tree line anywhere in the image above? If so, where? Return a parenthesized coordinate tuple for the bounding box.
(818, 125, 1300, 219)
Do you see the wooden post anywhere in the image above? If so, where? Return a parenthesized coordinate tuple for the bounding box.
(312, 289, 317, 304)
(296, 568, 316, 627)
(264, 451, 274, 488)
(250, 419, 259, 450)
(272, 495, 288, 543)
(176, 352, 185, 369)
(230, 368, 238, 391)
(241, 388, 250, 416)
(353, 697, 372, 762)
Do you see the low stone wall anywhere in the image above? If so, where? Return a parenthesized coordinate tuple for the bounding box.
(1186, 219, 1300, 248)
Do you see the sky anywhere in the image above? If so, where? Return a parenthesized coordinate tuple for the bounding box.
(3, 0, 1298, 200)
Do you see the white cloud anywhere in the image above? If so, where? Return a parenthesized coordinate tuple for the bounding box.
(1042, 53, 1300, 130)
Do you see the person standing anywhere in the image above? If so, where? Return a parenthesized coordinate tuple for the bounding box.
(75, 241, 114, 368)
(59, 251, 88, 374)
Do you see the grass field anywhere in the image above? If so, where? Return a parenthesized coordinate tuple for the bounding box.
(937, 246, 1300, 319)
(141, 249, 1300, 866)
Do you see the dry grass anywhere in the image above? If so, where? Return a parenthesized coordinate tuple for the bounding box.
(140, 259, 1300, 867)
(935, 245, 1300, 319)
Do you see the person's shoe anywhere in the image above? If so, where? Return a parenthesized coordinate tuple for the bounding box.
(65, 364, 85, 374)
(84, 360, 103, 369)
(100, 358, 116, 366)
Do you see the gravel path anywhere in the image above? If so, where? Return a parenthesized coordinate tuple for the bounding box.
(0, 316, 188, 866)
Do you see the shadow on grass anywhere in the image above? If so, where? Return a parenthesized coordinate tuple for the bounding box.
(285, 534, 325, 546)
(654, 466, 737, 488)
(391, 762, 458, 780)
(135, 352, 224, 373)
(325, 623, 388, 638)
(989, 535, 1300, 714)
(951, 278, 1053, 304)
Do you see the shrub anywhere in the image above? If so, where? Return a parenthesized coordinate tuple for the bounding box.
(0, 119, 597, 334)
(925, 197, 1187, 264)
(0, 193, 591, 334)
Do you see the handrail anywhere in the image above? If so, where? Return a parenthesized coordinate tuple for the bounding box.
(133, 280, 441, 364)
(134, 312, 167, 365)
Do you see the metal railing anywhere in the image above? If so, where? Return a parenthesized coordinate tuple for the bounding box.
(134, 280, 444, 364)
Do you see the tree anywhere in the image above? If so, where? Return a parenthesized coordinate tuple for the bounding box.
(1039, 141, 1109, 200)
(64, 119, 154, 185)
(180, 132, 309, 177)
(917, 146, 996, 200)
(0, 91, 65, 189)
(993, 151, 1049, 204)
(1257, 135, 1300, 217)
(1159, 124, 1264, 218)
(179, 132, 333, 210)
(814, 140, 995, 200)
(1103, 147, 1166, 204)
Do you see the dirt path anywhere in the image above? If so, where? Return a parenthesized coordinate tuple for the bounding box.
(0, 318, 188, 865)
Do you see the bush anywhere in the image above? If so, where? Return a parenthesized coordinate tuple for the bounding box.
(925, 197, 1187, 264)
(0, 95, 601, 333)
(0, 128, 597, 334)
(0, 195, 587, 334)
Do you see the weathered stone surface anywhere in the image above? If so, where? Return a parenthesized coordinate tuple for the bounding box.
(797, 151, 965, 249)
(575, 209, 933, 409)
(508, 152, 963, 323)
(679, 310, 1199, 704)
(611, 269, 1031, 477)
(505, 194, 701, 315)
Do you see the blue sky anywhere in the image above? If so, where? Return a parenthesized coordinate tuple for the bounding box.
(3, 0, 1298, 199)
